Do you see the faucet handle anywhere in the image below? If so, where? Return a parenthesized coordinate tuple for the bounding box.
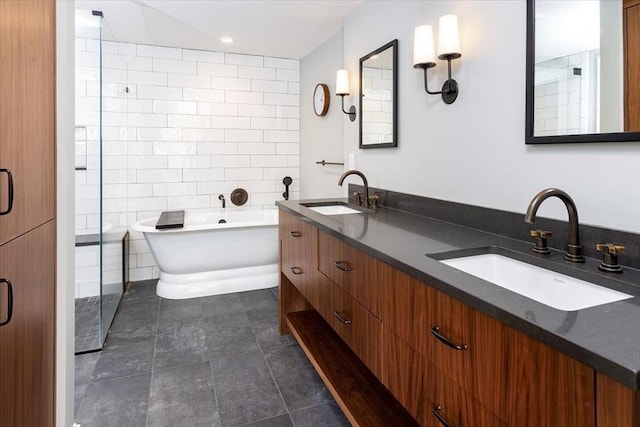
(596, 243, 625, 254)
(530, 229, 552, 238)
(367, 194, 380, 209)
(596, 243, 625, 273)
(351, 192, 363, 206)
(529, 229, 552, 254)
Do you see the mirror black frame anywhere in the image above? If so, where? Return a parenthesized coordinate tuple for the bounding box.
(525, 0, 640, 144)
(359, 39, 398, 149)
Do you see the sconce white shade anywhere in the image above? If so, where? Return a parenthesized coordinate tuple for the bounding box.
(336, 69, 350, 95)
(413, 25, 436, 66)
(438, 14, 461, 57)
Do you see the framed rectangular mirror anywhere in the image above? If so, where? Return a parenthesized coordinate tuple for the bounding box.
(359, 39, 398, 148)
(526, 0, 640, 144)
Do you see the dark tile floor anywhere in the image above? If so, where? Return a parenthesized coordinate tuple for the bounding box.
(74, 280, 349, 427)
(75, 292, 121, 353)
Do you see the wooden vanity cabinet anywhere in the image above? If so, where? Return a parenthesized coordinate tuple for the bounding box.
(279, 208, 635, 426)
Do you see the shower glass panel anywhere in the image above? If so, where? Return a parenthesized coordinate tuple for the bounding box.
(74, 9, 127, 354)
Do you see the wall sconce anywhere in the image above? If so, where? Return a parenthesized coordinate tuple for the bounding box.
(413, 14, 462, 104)
(336, 69, 357, 121)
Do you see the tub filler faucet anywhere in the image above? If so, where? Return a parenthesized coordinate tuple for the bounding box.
(218, 194, 226, 209)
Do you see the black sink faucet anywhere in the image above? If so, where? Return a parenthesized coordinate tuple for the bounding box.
(524, 188, 584, 262)
(338, 170, 369, 206)
(218, 194, 226, 209)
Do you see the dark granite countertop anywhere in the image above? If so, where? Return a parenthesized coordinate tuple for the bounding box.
(277, 198, 640, 390)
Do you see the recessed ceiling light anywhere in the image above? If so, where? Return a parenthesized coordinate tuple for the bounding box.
(220, 37, 233, 43)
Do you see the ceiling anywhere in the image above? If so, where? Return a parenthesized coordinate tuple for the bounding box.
(75, 0, 362, 59)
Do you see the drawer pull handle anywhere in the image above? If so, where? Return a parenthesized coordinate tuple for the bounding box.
(334, 261, 351, 272)
(0, 279, 14, 327)
(0, 169, 14, 216)
(432, 405, 453, 427)
(290, 266, 303, 275)
(333, 310, 352, 325)
(431, 326, 468, 351)
(290, 231, 302, 237)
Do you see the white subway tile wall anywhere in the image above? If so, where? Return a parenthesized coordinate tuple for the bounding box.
(75, 39, 300, 283)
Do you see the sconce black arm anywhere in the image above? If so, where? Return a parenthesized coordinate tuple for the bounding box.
(338, 94, 357, 122)
(415, 53, 460, 104)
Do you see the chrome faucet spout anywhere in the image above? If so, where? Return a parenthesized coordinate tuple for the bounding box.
(338, 169, 369, 204)
(525, 188, 584, 262)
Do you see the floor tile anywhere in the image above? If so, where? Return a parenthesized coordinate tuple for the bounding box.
(210, 350, 287, 426)
(75, 351, 100, 386)
(75, 372, 151, 427)
(240, 413, 294, 427)
(158, 297, 203, 323)
(203, 311, 261, 358)
(147, 362, 219, 427)
(289, 402, 349, 427)
(105, 296, 159, 346)
(265, 346, 332, 411)
(245, 306, 297, 355)
(154, 318, 208, 371)
(239, 289, 278, 313)
(201, 293, 245, 317)
(90, 338, 155, 382)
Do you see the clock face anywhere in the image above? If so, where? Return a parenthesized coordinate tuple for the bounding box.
(313, 83, 330, 116)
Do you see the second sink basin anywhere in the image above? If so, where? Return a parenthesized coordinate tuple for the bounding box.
(440, 252, 632, 311)
(301, 201, 363, 215)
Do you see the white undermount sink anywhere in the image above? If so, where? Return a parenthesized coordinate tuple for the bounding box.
(306, 205, 362, 215)
(441, 253, 632, 311)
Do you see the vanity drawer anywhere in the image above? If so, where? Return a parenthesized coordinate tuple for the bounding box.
(382, 329, 507, 427)
(331, 283, 382, 378)
(280, 211, 317, 293)
(318, 231, 385, 318)
(383, 273, 509, 416)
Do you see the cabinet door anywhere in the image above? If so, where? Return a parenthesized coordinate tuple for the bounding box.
(331, 284, 382, 378)
(0, 0, 56, 245)
(596, 372, 640, 427)
(0, 220, 56, 426)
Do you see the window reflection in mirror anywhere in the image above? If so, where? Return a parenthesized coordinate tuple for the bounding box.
(526, 0, 640, 143)
(359, 39, 398, 148)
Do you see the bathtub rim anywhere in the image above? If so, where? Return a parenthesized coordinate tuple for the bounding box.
(131, 207, 279, 234)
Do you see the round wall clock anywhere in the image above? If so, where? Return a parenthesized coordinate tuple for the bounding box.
(313, 83, 330, 116)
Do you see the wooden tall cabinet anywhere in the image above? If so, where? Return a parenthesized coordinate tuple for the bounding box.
(624, 0, 640, 131)
(0, 1, 57, 426)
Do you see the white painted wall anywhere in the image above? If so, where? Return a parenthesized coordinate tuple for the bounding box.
(56, 1, 75, 425)
(334, 0, 640, 233)
(300, 29, 346, 198)
(74, 40, 301, 280)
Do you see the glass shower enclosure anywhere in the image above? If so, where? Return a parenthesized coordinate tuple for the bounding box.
(74, 9, 128, 354)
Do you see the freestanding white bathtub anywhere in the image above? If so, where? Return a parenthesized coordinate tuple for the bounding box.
(131, 208, 279, 299)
